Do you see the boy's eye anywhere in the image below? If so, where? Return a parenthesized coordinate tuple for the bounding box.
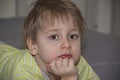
(49, 35, 59, 40)
(69, 34, 79, 40)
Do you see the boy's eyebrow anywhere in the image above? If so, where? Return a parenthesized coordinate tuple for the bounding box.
(45, 28, 59, 33)
(71, 28, 79, 31)
(69, 28, 80, 32)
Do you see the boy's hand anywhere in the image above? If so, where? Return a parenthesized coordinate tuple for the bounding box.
(47, 57, 78, 80)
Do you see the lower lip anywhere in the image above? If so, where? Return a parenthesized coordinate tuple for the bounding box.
(57, 54, 72, 59)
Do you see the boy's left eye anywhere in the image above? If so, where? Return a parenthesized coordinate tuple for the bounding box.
(69, 34, 79, 40)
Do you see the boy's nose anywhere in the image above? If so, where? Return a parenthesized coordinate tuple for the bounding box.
(60, 39, 71, 50)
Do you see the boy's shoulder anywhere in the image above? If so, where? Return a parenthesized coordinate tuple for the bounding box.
(13, 49, 45, 80)
(77, 56, 100, 80)
(0, 43, 45, 80)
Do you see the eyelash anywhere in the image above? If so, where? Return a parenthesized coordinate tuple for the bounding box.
(49, 34, 79, 40)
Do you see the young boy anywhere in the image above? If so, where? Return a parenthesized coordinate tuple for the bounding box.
(0, 0, 100, 80)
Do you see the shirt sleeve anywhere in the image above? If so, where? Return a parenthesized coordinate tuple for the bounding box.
(0, 44, 45, 80)
(12, 50, 46, 80)
(12, 63, 46, 80)
(77, 56, 100, 80)
(0, 44, 25, 80)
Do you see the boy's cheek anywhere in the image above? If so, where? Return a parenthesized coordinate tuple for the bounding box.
(43, 53, 58, 63)
(72, 52, 81, 65)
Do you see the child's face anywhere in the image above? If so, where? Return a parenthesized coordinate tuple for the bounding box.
(35, 17, 81, 66)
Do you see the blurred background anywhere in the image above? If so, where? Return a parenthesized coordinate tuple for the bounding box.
(0, 0, 120, 37)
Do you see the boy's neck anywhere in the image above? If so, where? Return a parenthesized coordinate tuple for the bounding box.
(34, 55, 60, 80)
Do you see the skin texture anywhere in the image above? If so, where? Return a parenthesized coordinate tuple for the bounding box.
(27, 16, 81, 80)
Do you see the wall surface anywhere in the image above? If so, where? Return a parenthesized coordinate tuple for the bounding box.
(0, 0, 16, 18)
(97, 0, 112, 34)
(17, 0, 36, 17)
(112, 0, 120, 37)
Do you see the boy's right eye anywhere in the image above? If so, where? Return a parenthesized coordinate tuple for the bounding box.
(49, 35, 59, 40)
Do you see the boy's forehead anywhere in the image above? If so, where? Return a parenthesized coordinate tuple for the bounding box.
(40, 15, 79, 31)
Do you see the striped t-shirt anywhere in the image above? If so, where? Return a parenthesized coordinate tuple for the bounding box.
(0, 44, 100, 80)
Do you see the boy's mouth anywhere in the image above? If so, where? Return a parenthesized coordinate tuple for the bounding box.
(57, 54, 72, 59)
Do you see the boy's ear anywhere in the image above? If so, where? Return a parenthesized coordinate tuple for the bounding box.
(27, 38, 38, 56)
